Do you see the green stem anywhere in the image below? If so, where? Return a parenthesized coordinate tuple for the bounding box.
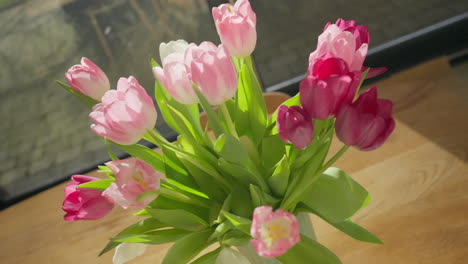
(281, 145, 350, 211)
(105, 139, 118, 161)
(319, 145, 349, 174)
(219, 103, 238, 139)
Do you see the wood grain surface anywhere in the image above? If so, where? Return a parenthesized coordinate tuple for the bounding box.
(1, 58, 467, 263)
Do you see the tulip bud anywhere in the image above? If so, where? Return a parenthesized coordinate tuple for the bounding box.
(309, 18, 368, 72)
(300, 53, 361, 120)
(62, 175, 114, 221)
(65, 57, 110, 101)
(335, 87, 395, 151)
(187, 42, 238, 105)
(159, 39, 189, 66)
(90, 76, 157, 145)
(102, 158, 165, 209)
(250, 206, 300, 258)
(212, 0, 257, 57)
(277, 105, 314, 149)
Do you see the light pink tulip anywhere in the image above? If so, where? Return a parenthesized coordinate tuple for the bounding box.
(300, 53, 361, 120)
(212, 0, 257, 58)
(250, 206, 300, 258)
(277, 105, 314, 149)
(90, 76, 157, 145)
(336, 87, 395, 151)
(62, 175, 114, 221)
(309, 19, 368, 72)
(65, 57, 110, 101)
(187, 42, 238, 105)
(102, 158, 165, 209)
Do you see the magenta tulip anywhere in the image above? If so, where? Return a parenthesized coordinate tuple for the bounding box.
(212, 0, 257, 58)
(65, 57, 110, 101)
(89, 76, 157, 145)
(300, 53, 361, 120)
(250, 206, 300, 258)
(187, 42, 238, 105)
(309, 19, 368, 72)
(277, 105, 314, 149)
(62, 175, 114, 221)
(336, 87, 395, 151)
(102, 158, 165, 209)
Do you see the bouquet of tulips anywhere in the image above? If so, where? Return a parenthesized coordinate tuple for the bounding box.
(59, 1, 395, 263)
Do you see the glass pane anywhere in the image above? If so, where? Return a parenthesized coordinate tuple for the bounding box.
(251, 0, 468, 87)
(0, 0, 217, 203)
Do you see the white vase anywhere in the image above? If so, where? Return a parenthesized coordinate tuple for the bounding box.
(218, 213, 315, 264)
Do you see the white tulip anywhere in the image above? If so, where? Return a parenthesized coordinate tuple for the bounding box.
(159, 39, 189, 66)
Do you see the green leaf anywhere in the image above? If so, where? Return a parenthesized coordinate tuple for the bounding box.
(146, 208, 208, 231)
(193, 86, 224, 137)
(268, 155, 290, 197)
(330, 219, 383, 244)
(191, 248, 221, 264)
(221, 230, 250, 246)
(161, 146, 198, 189)
(162, 229, 214, 264)
(222, 211, 252, 235)
(99, 218, 166, 256)
(114, 143, 165, 173)
(235, 57, 267, 145)
(249, 184, 280, 208)
(111, 228, 190, 244)
(261, 135, 286, 172)
(56, 80, 99, 109)
(229, 186, 254, 218)
(301, 167, 370, 223)
(277, 235, 341, 264)
(150, 193, 209, 220)
(209, 221, 232, 242)
(78, 179, 113, 190)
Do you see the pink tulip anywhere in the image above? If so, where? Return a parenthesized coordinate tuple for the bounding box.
(309, 19, 368, 72)
(90, 76, 157, 145)
(212, 0, 257, 58)
(65, 57, 110, 101)
(336, 87, 395, 151)
(62, 175, 114, 221)
(102, 158, 165, 209)
(300, 53, 361, 120)
(277, 105, 314, 149)
(325, 18, 370, 49)
(187, 42, 238, 105)
(250, 206, 300, 258)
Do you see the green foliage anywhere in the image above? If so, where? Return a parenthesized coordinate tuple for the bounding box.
(277, 235, 341, 264)
(191, 248, 221, 264)
(268, 155, 290, 197)
(300, 167, 370, 223)
(234, 57, 268, 145)
(162, 229, 214, 264)
(146, 208, 208, 231)
(99, 218, 166, 256)
(111, 228, 190, 244)
(78, 179, 113, 190)
(114, 143, 165, 173)
(222, 211, 252, 235)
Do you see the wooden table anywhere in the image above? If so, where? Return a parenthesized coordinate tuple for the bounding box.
(1, 58, 467, 263)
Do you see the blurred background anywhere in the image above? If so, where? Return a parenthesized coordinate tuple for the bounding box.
(0, 0, 467, 207)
